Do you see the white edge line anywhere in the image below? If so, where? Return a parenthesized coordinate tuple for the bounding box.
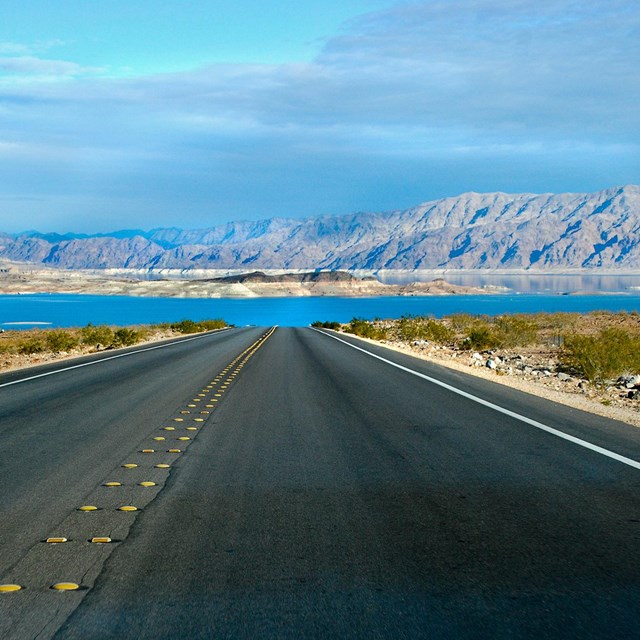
(0, 327, 233, 389)
(311, 328, 640, 471)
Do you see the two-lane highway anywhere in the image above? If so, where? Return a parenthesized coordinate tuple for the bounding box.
(1, 327, 640, 639)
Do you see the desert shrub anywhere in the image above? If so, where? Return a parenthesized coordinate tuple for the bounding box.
(113, 327, 141, 347)
(311, 320, 341, 330)
(463, 324, 499, 350)
(0, 334, 21, 355)
(493, 315, 539, 348)
(170, 318, 225, 334)
(448, 313, 483, 334)
(345, 317, 388, 340)
(423, 319, 455, 344)
(563, 328, 640, 383)
(397, 316, 454, 344)
(171, 319, 200, 334)
(45, 330, 79, 352)
(397, 316, 428, 341)
(81, 324, 114, 348)
(18, 335, 46, 354)
(198, 319, 226, 331)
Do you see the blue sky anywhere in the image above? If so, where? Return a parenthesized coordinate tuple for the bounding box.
(0, 0, 638, 233)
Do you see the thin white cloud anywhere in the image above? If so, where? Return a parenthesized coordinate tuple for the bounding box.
(0, 39, 68, 55)
(0, 0, 637, 231)
(0, 56, 104, 79)
(0, 42, 31, 55)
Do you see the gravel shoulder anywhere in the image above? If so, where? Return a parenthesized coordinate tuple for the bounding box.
(0, 328, 199, 375)
(342, 332, 640, 429)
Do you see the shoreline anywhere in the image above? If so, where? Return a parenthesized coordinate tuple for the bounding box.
(1, 263, 639, 298)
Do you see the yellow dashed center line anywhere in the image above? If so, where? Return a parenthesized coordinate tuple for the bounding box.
(10, 328, 277, 597)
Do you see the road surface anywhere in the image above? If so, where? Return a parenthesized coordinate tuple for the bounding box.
(1, 327, 639, 639)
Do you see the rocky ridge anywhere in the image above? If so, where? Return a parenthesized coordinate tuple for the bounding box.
(1, 185, 639, 271)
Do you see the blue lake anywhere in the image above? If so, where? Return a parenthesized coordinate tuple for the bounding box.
(2, 293, 640, 329)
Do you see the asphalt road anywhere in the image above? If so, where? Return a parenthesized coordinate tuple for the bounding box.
(1, 327, 639, 639)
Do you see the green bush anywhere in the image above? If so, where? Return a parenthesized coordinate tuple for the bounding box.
(45, 330, 79, 352)
(113, 327, 141, 347)
(493, 315, 539, 348)
(81, 324, 114, 348)
(448, 313, 482, 334)
(18, 336, 46, 354)
(463, 324, 499, 350)
(563, 328, 640, 383)
(397, 316, 427, 341)
(424, 319, 455, 344)
(198, 319, 226, 331)
(311, 320, 341, 330)
(171, 319, 199, 334)
(171, 319, 226, 334)
(345, 317, 388, 340)
(396, 316, 454, 344)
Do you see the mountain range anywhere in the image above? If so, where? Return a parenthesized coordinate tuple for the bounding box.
(1, 185, 639, 271)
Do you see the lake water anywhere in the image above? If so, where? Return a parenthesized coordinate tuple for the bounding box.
(2, 293, 640, 329)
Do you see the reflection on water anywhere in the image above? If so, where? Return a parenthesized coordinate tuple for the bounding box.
(374, 271, 640, 293)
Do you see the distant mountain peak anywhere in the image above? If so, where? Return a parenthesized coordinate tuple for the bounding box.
(2, 186, 638, 271)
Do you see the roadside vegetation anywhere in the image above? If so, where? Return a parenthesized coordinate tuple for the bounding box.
(0, 318, 228, 366)
(313, 311, 640, 386)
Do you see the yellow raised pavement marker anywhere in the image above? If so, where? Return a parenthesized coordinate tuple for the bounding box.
(139, 481, 157, 487)
(45, 537, 68, 543)
(117, 505, 138, 512)
(0, 584, 22, 592)
(90, 537, 112, 544)
(200, 411, 210, 414)
(168, 448, 182, 453)
(177, 436, 191, 441)
(141, 449, 155, 453)
(180, 410, 190, 414)
(122, 463, 138, 469)
(153, 437, 166, 441)
(188, 404, 196, 408)
(163, 427, 176, 431)
(51, 582, 80, 591)
(78, 505, 98, 511)
(103, 482, 122, 487)
(186, 427, 198, 431)
(194, 418, 204, 422)
(155, 463, 171, 469)
(173, 418, 184, 422)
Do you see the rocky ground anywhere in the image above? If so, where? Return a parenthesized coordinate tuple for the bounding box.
(349, 335, 640, 428)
